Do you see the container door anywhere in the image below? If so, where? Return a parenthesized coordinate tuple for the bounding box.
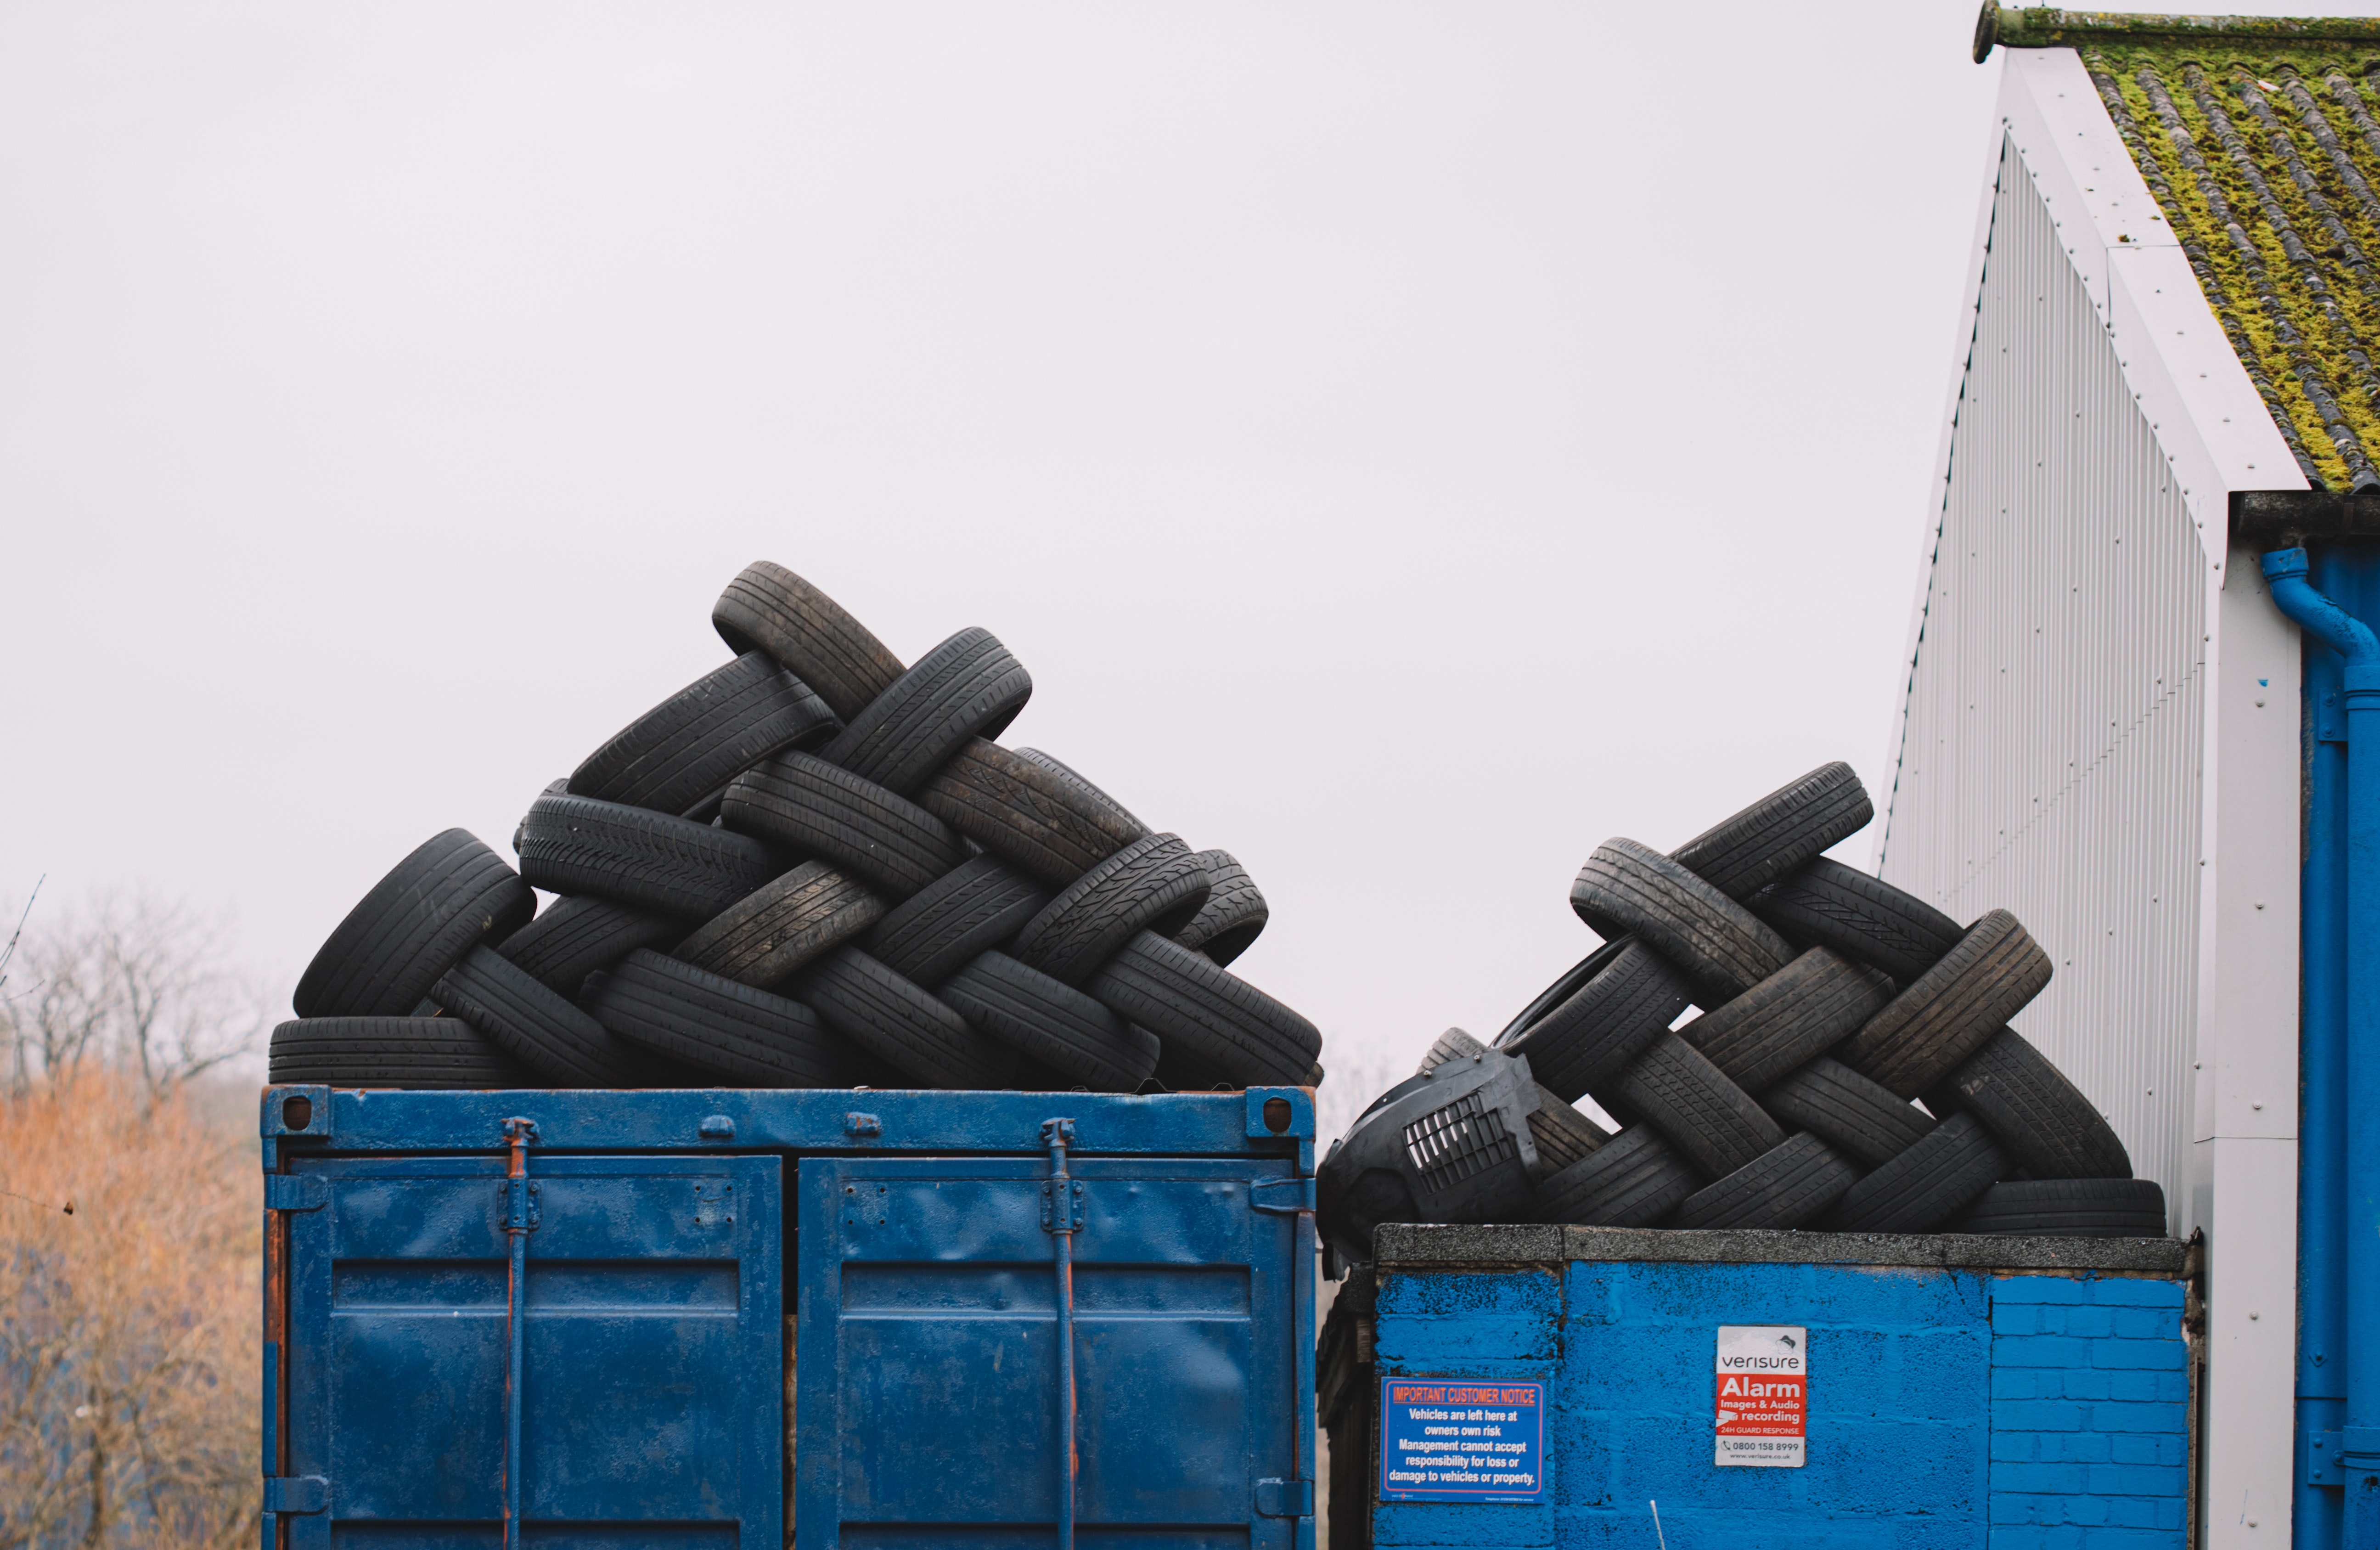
(278, 1153, 782, 1549)
(797, 1155, 1303, 1550)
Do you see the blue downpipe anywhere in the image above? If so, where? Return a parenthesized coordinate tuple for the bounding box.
(2267, 546, 2380, 1549)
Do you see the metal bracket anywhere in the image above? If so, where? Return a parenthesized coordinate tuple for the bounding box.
(1250, 1176, 1317, 1215)
(698, 1114, 736, 1141)
(260, 1084, 332, 1169)
(693, 1180, 736, 1228)
(1254, 1477, 1313, 1517)
(845, 1111, 883, 1139)
(2308, 1428, 2345, 1487)
(264, 1174, 328, 1213)
(1041, 1177, 1086, 1232)
(262, 1476, 328, 1515)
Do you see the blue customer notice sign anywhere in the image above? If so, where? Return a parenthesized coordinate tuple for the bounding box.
(1377, 1378, 1547, 1502)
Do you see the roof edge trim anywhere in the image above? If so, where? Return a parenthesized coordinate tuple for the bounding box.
(1977, 2, 2380, 63)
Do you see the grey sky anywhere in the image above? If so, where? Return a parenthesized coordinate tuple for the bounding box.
(7, 2, 2333, 1114)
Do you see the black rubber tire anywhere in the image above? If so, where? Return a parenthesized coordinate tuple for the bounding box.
(720, 751, 966, 899)
(1571, 838, 1794, 1001)
(1499, 939, 1693, 1103)
(1010, 833, 1211, 986)
(494, 895, 684, 998)
(1838, 910, 2053, 1097)
(516, 791, 784, 919)
(799, 946, 1016, 1088)
(1749, 857, 1962, 984)
(269, 1017, 534, 1088)
(940, 950, 1162, 1092)
(582, 948, 843, 1087)
(1926, 1029, 2132, 1180)
(1415, 1025, 1491, 1074)
(1825, 1113, 2009, 1233)
(1172, 850, 1269, 967)
(1086, 931, 1322, 1087)
(1153, 1040, 1246, 1093)
(568, 651, 839, 818)
(1671, 1133, 1862, 1230)
(1533, 1126, 1701, 1227)
(1679, 948, 1892, 1094)
(1604, 1032, 1786, 1179)
(1527, 1095, 1611, 1180)
(864, 856, 1050, 987)
(1012, 749, 1146, 829)
(293, 830, 535, 1019)
(1761, 1057, 1937, 1168)
(1669, 762, 1875, 899)
(916, 738, 1147, 886)
(432, 946, 655, 1086)
(1953, 1178, 2167, 1237)
(712, 562, 906, 723)
(819, 627, 1032, 795)
(671, 861, 885, 987)
(1497, 949, 1611, 1044)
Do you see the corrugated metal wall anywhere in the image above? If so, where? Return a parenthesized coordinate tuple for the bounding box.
(1880, 133, 2206, 1220)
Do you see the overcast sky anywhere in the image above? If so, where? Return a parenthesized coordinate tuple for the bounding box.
(5, 2, 2353, 1124)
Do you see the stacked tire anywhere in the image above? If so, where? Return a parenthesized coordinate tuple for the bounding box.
(271, 563, 1322, 1096)
(1344, 762, 2164, 1246)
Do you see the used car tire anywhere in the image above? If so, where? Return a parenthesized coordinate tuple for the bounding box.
(671, 861, 885, 987)
(1669, 762, 1874, 900)
(1570, 838, 1795, 1001)
(712, 561, 907, 723)
(1499, 939, 1694, 1103)
(1761, 1056, 1937, 1168)
(294, 829, 536, 1019)
(1825, 1112, 2008, 1233)
(720, 750, 966, 899)
(1953, 1178, 2167, 1237)
(1085, 931, 1321, 1088)
(1171, 849, 1269, 967)
(1925, 1029, 2132, 1180)
(269, 1016, 533, 1088)
(864, 856, 1050, 987)
(432, 946, 655, 1087)
(1670, 1133, 1861, 1230)
(1533, 1125, 1701, 1227)
(916, 738, 1148, 885)
(517, 791, 784, 918)
(1013, 748, 1146, 829)
(1678, 947, 1892, 1094)
(1837, 910, 2053, 1097)
(1603, 1032, 1787, 1179)
(819, 627, 1032, 795)
(494, 895, 684, 998)
(799, 946, 1017, 1089)
(940, 950, 1162, 1091)
(583, 948, 843, 1087)
(567, 650, 841, 818)
(1010, 833, 1211, 986)
(1749, 857, 1962, 985)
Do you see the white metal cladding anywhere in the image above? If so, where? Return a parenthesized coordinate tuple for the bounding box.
(1880, 131, 2206, 1225)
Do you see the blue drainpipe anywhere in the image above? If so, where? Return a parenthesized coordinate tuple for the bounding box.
(2267, 546, 2380, 1549)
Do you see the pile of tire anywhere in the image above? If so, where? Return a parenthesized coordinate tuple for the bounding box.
(1318, 762, 2165, 1257)
(269, 563, 1322, 1095)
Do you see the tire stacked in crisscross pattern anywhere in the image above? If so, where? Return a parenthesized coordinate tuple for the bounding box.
(1449, 763, 2162, 1238)
(272, 562, 1321, 1096)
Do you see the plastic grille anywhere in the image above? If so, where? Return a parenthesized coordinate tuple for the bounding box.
(1402, 1090, 1519, 1195)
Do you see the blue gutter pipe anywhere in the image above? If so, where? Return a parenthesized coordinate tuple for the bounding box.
(2301, 545, 2351, 1550)
(2266, 546, 2380, 1549)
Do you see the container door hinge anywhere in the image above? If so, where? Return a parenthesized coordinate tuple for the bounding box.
(262, 1476, 328, 1514)
(1254, 1477, 1313, 1517)
(2308, 1429, 2344, 1486)
(264, 1174, 328, 1213)
(1249, 1176, 1316, 1215)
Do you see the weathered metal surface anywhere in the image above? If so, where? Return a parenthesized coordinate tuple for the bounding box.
(1373, 1222, 2194, 1274)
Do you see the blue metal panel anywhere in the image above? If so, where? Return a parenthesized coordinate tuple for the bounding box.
(278, 1151, 782, 1549)
(798, 1150, 1303, 1550)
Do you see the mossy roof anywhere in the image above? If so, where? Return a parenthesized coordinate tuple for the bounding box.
(1992, 9, 2380, 489)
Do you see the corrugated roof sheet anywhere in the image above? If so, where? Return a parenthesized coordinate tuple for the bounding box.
(1998, 11, 2380, 489)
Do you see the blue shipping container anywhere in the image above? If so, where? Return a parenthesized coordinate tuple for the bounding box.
(258, 1083, 1319, 1550)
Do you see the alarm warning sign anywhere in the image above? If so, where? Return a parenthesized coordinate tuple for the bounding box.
(1713, 1324, 1807, 1468)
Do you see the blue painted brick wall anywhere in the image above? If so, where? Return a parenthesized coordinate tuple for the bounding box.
(1364, 1263, 2189, 1550)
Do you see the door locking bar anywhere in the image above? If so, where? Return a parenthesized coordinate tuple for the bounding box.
(1041, 1118, 1082, 1550)
(500, 1118, 540, 1550)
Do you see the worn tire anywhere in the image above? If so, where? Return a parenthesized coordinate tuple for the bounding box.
(1604, 1032, 1786, 1178)
(1671, 1133, 1862, 1230)
(1571, 838, 1794, 1001)
(1011, 833, 1211, 985)
(864, 856, 1050, 987)
(269, 1017, 533, 1088)
(1679, 948, 1892, 1094)
(1825, 1113, 2008, 1233)
(1415, 1025, 1493, 1074)
(1534, 1126, 1702, 1227)
(799, 946, 1016, 1088)
(583, 948, 843, 1087)
(1761, 1056, 1937, 1168)
(1837, 910, 2053, 1097)
(916, 738, 1148, 885)
(1013, 749, 1146, 829)
(494, 895, 684, 998)
(517, 791, 784, 918)
(432, 946, 655, 1086)
(293, 830, 535, 1019)
(1670, 763, 1874, 899)
(1527, 1096, 1611, 1180)
(721, 750, 966, 899)
(1171, 850, 1269, 967)
(819, 627, 1032, 795)
(1749, 858, 1962, 985)
(1500, 939, 1693, 1102)
(1086, 931, 1321, 1087)
(712, 561, 906, 722)
(940, 950, 1162, 1091)
(671, 861, 885, 987)
(1953, 1178, 2167, 1237)
(1926, 1029, 2132, 1180)
(568, 651, 841, 818)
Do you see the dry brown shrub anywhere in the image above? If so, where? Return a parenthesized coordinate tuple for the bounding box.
(0, 1072, 258, 1550)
